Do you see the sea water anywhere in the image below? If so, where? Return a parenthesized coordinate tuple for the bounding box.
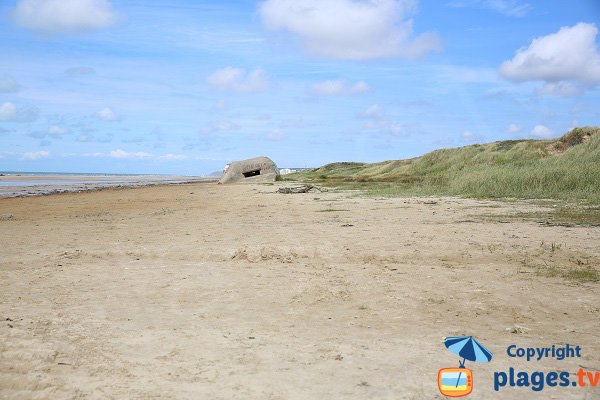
(0, 172, 208, 197)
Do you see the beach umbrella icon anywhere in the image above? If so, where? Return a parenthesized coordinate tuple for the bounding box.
(443, 336, 493, 388)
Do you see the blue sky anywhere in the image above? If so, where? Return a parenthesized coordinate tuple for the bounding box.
(1, 0, 599, 174)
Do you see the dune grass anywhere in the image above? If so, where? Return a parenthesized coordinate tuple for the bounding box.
(289, 127, 600, 204)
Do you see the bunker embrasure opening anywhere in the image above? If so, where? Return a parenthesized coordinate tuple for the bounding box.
(243, 169, 261, 178)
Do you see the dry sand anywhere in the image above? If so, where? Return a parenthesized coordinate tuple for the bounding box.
(1, 183, 598, 399)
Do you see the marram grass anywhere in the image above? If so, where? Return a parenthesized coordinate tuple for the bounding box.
(289, 126, 600, 204)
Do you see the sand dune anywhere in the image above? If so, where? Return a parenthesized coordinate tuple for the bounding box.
(1, 183, 598, 399)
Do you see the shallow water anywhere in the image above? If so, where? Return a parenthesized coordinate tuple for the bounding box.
(0, 175, 212, 197)
(0, 177, 186, 187)
(0, 180, 100, 187)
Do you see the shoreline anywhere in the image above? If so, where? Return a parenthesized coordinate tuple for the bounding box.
(0, 174, 218, 198)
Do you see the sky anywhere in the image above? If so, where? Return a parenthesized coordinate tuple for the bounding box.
(0, 0, 599, 175)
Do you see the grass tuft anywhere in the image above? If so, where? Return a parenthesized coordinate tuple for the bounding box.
(536, 265, 599, 283)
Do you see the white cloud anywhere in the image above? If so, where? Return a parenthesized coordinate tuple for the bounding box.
(12, 0, 119, 34)
(500, 23, 600, 95)
(311, 80, 370, 96)
(267, 129, 286, 140)
(207, 67, 269, 93)
(156, 154, 187, 161)
(109, 149, 153, 160)
(535, 82, 584, 97)
(21, 150, 49, 160)
(364, 120, 406, 136)
(446, 0, 531, 17)
(0, 77, 19, 93)
(530, 124, 552, 138)
(359, 104, 408, 136)
(0, 102, 17, 120)
(211, 99, 227, 111)
(81, 151, 186, 161)
(483, 0, 531, 17)
(507, 123, 521, 133)
(259, 0, 442, 60)
(462, 131, 477, 142)
(462, 130, 482, 142)
(97, 107, 119, 121)
(362, 104, 384, 119)
(0, 102, 38, 122)
(48, 125, 68, 137)
(207, 120, 239, 132)
(76, 133, 94, 142)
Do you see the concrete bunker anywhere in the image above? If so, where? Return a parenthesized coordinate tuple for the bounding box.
(219, 156, 279, 184)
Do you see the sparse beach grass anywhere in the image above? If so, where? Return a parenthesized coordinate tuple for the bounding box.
(480, 204, 600, 226)
(516, 240, 600, 284)
(535, 265, 600, 283)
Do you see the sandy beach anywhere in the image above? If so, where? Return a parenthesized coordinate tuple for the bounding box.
(1, 183, 598, 399)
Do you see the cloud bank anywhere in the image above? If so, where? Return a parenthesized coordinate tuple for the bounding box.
(500, 23, 600, 95)
(259, 0, 442, 60)
(12, 0, 119, 34)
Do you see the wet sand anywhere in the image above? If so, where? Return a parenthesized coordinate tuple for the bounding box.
(0, 183, 598, 399)
(0, 174, 213, 197)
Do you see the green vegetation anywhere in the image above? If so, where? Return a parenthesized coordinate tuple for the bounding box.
(289, 127, 600, 203)
(550, 205, 600, 225)
(480, 205, 600, 227)
(536, 265, 599, 283)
